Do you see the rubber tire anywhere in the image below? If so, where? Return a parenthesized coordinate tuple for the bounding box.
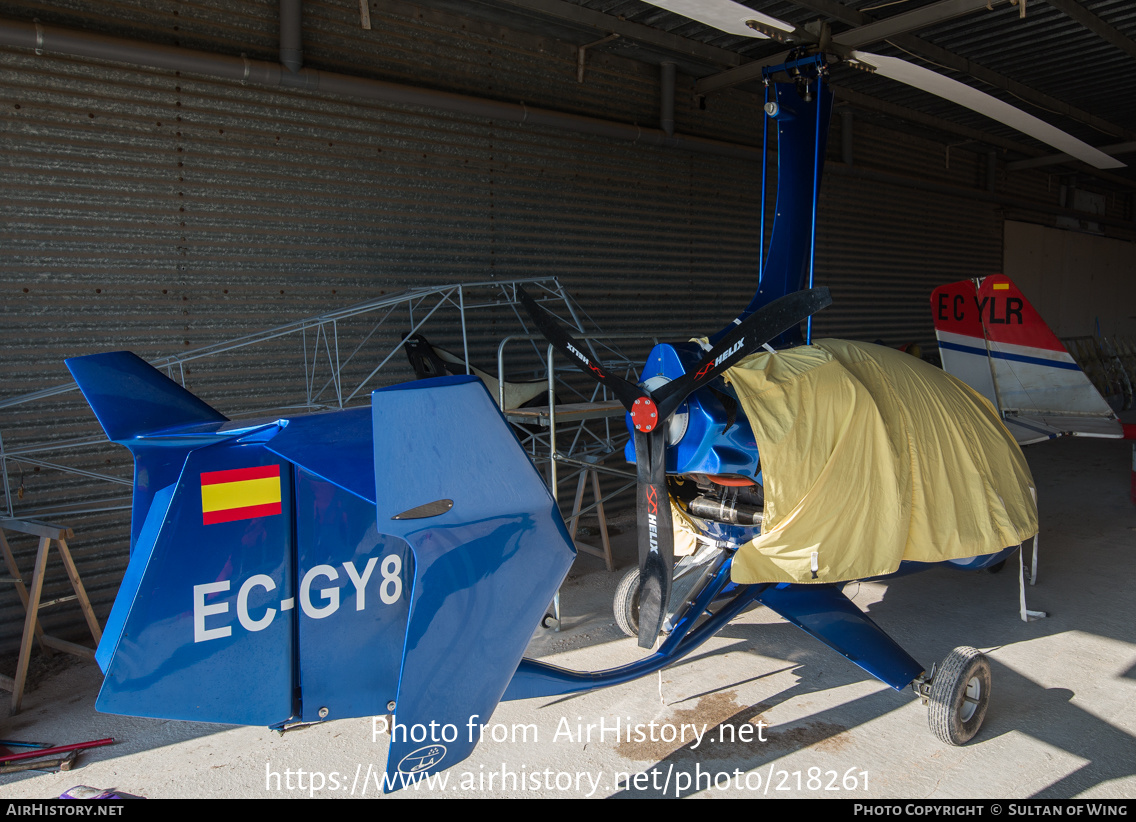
(613, 567, 640, 637)
(928, 646, 991, 745)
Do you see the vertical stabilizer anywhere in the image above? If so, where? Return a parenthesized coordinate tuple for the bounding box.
(370, 375, 576, 789)
(65, 352, 227, 441)
(932, 275, 1121, 444)
(66, 352, 231, 551)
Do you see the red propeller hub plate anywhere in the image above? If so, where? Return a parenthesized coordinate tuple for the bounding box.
(630, 396, 659, 432)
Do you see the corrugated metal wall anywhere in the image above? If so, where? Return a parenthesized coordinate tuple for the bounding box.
(0, 0, 1095, 654)
(813, 119, 1004, 346)
(815, 174, 1001, 346)
(0, 0, 772, 654)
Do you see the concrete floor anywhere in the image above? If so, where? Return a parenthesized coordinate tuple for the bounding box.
(1, 436, 1134, 799)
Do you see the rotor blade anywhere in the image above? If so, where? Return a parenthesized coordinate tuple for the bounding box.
(634, 429, 672, 649)
(515, 287, 644, 409)
(653, 287, 832, 419)
(640, 0, 793, 39)
(850, 52, 1125, 170)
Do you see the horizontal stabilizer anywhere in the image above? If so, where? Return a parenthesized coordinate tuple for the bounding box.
(1002, 414, 1124, 446)
(65, 352, 228, 441)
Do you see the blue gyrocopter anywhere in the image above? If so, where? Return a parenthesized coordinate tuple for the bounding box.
(69, 47, 1059, 789)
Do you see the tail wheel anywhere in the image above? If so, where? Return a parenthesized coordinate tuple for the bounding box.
(613, 567, 641, 637)
(928, 646, 991, 745)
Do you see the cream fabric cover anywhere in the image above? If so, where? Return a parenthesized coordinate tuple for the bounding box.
(724, 339, 1038, 585)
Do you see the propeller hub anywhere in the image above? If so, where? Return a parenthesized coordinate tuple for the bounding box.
(630, 396, 659, 432)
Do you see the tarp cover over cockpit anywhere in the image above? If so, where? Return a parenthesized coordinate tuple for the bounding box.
(724, 339, 1038, 585)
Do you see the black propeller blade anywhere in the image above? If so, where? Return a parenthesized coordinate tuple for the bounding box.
(516, 288, 645, 412)
(633, 427, 670, 647)
(652, 287, 834, 420)
(516, 286, 832, 649)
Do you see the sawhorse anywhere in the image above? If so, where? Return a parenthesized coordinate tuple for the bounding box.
(564, 455, 616, 571)
(0, 518, 102, 715)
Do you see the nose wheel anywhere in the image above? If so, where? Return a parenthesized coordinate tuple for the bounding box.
(923, 646, 992, 745)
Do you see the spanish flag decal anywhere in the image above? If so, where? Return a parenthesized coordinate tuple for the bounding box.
(200, 465, 282, 525)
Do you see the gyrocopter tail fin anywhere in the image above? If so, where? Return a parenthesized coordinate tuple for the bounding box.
(931, 275, 1124, 445)
(369, 376, 576, 790)
(65, 351, 228, 441)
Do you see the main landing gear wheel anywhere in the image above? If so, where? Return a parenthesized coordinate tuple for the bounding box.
(928, 646, 991, 745)
(614, 567, 641, 637)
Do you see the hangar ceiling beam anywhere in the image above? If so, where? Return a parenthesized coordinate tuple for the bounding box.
(833, 86, 1136, 190)
(693, 0, 1013, 97)
(0, 16, 761, 160)
(459, 0, 1134, 155)
(1043, 0, 1136, 62)
(830, 0, 1006, 48)
(471, 0, 744, 67)
(693, 51, 786, 96)
(786, 0, 1135, 142)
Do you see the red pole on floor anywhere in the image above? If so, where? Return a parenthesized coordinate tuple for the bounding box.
(0, 738, 113, 763)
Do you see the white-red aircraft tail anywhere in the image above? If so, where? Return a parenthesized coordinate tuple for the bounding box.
(931, 275, 1131, 445)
